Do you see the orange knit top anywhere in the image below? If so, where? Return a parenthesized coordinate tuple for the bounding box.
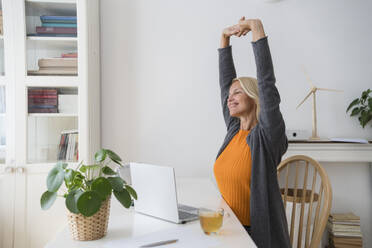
(214, 129, 252, 226)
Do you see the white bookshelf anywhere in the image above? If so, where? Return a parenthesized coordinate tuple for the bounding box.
(27, 36, 77, 42)
(28, 113, 77, 117)
(25, 76, 78, 86)
(0, 0, 101, 247)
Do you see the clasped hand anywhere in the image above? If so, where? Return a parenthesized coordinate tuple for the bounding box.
(223, 17, 263, 38)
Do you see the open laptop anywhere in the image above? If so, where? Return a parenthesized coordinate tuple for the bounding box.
(130, 162, 199, 224)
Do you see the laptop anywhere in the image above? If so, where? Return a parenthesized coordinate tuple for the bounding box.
(130, 162, 199, 224)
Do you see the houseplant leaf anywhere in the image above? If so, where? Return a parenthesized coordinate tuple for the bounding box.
(346, 98, 359, 112)
(77, 191, 102, 217)
(40, 191, 57, 210)
(55, 161, 68, 170)
(79, 165, 87, 173)
(66, 189, 83, 214)
(106, 149, 122, 166)
(107, 176, 125, 191)
(125, 185, 137, 200)
(47, 166, 65, 192)
(64, 169, 74, 182)
(91, 177, 112, 200)
(113, 189, 132, 208)
(95, 149, 107, 162)
(350, 107, 361, 116)
(102, 166, 116, 175)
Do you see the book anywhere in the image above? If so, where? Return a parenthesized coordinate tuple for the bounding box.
(329, 213, 360, 221)
(28, 98, 58, 106)
(28, 95, 58, 99)
(38, 58, 77, 68)
(28, 108, 58, 113)
(28, 88, 58, 95)
(327, 223, 361, 232)
(42, 23, 77, 28)
(40, 15, 77, 23)
(57, 130, 78, 162)
(27, 33, 77, 37)
(28, 69, 78, 76)
(36, 27, 77, 35)
(61, 52, 78, 58)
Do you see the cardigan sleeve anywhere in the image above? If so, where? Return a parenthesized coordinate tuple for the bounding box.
(252, 37, 287, 155)
(218, 46, 239, 130)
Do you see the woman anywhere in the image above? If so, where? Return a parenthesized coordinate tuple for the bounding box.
(214, 18, 291, 248)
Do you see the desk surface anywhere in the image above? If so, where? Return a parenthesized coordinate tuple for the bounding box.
(45, 178, 256, 248)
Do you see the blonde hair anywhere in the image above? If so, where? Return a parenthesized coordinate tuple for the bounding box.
(233, 77, 260, 120)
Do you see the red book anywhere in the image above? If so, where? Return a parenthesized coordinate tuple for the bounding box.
(36, 26, 77, 34)
(28, 89, 58, 95)
(28, 98, 58, 105)
(28, 95, 58, 99)
(61, 53, 78, 58)
(28, 108, 58, 113)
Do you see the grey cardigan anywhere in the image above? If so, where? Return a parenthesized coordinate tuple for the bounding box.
(217, 37, 291, 248)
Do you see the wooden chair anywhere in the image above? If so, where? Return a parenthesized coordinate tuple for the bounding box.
(277, 155, 332, 248)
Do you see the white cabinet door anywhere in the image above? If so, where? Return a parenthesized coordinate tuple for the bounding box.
(0, 0, 16, 246)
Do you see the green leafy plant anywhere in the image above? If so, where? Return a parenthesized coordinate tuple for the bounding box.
(40, 148, 137, 217)
(346, 89, 372, 128)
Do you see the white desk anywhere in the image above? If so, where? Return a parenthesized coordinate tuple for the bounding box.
(45, 178, 256, 248)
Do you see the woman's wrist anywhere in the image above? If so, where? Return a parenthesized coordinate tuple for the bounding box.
(250, 20, 265, 42)
(220, 34, 230, 48)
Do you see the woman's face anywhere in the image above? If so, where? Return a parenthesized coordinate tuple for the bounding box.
(228, 81, 256, 117)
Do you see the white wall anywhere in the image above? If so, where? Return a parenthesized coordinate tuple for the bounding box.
(100, 0, 372, 246)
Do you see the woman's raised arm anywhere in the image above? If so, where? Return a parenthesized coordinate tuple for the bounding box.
(218, 25, 240, 129)
(240, 19, 287, 153)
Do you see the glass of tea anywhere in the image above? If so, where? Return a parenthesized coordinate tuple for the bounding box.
(198, 208, 225, 235)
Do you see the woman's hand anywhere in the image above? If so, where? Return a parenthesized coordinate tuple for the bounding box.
(222, 24, 240, 38)
(237, 17, 266, 42)
(220, 24, 240, 48)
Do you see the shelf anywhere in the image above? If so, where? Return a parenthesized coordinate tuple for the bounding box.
(284, 142, 372, 163)
(25, 76, 78, 87)
(26, 36, 77, 50)
(27, 36, 77, 42)
(26, 0, 76, 3)
(28, 113, 77, 117)
(25, 0, 76, 16)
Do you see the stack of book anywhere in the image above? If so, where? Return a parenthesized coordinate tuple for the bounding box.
(29, 15, 77, 37)
(29, 56, 78, 76)
(0, 10, 3, 35)
(28, 88, 58, 113)
(58, 130, 78, 162)
(328, 212, 363, 248)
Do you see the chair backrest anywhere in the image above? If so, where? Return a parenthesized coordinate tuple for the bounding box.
(277, 155, 332, 248)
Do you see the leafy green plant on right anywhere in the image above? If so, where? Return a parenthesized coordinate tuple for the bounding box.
(346, 89, 372, 128)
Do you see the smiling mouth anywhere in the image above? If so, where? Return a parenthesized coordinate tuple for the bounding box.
(228, 103, 238, 109)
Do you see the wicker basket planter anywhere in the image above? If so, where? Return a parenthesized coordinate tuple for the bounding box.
(67, 196, 111, 241)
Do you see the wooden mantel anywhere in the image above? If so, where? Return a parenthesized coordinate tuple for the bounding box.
(284, 141, 372, 163)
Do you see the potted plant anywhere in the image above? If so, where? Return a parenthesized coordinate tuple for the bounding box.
(40, 148, 137, 241)
(346, 89, 372, 128)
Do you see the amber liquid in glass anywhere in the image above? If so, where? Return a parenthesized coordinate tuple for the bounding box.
(199, 212, 223, 234)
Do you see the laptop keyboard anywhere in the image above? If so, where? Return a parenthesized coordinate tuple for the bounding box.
(178, 204, 198, 213)
(178, 210, 198, 220)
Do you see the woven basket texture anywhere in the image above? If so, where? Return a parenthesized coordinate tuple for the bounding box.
(67, 196, 111, 241)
